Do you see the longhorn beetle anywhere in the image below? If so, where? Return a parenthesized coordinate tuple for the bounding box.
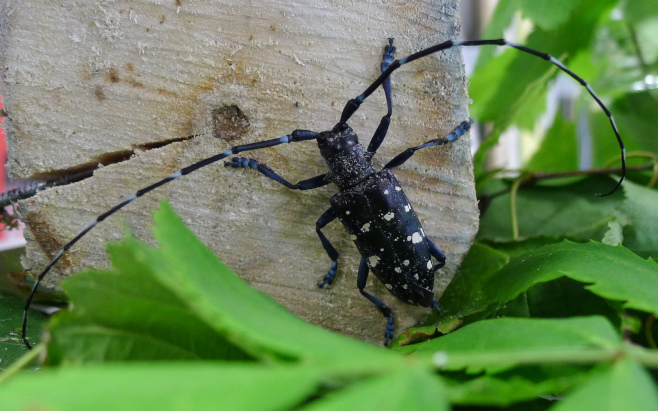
(21, 38, 626, 349)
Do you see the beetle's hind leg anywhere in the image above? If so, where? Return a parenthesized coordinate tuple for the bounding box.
(357, 258, 395, 346)
(427, 238, 445, 315)
(316, 208, 340, 288)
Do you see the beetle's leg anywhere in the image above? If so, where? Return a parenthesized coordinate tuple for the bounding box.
(367, 38, 395, 154)
(225, 157, 329, 190)
(427, 238, 446, 271)
(316, 208, 340, 288)
(427, 238, 445, 314)
(357, 257, 395, 346)
(383, 120, 473, 170)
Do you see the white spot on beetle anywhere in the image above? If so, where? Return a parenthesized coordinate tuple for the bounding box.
(403, 260, 410, 266)
(395, 186, 401, 191)
(404, 204, 411, 212)
(421, 228, 425, 237)
(380, 248, 384, 252)
(411, 232, 422, 244)
(408, 299, 415, 304)
(402, 284, 408, 289)
(427, 260, 433, 269)
(383, 212, 394, 221)
(346, 211, 351, 215)
(350, 235, 357, 241)
(368, 255, 380, 267)
(385, 284, 393, 290)
(406, 235, 411, 241)
(394, 267, 402, 273)
(384, 189, 389, 194)
(361, 223, 371, 233)
(414, 274, 419, 280)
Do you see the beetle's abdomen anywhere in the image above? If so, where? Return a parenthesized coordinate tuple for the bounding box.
(330, 169, 434, 306)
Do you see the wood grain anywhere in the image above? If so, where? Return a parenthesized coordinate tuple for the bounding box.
(1, 0, 478, 345)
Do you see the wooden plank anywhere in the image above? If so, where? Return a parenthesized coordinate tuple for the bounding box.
(1, 0, 478, 345)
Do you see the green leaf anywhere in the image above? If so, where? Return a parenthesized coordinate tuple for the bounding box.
(48, 202, 393, 366)
(602, 220, 625, 246)
(395, 316, 621, 373)
(444, 366, 589, 406)
(486, 241, 658, 316)
(303, 367, 449, 411)
(0, 292, 47, 372)
(0, 247, 49, 371)
(552, 359, 658, 411)
(437, 241, 658, 322)
(616, 179, 658, 258)
(516, 0, 587, 31)
(433, 242, 509, 321)
(0, 363, 325, 410)
(524, 111, 578, 172)
(478, 177, 624, 242)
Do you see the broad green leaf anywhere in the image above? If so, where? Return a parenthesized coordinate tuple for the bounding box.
(145, 202, 393, 364)
(0, 247, 48, 371)
(524, 110, 578, 172)
(623, 0, 658, 24)
(516, 0, 587, 31)
(395, 316, 621, 373)
(48, 246, 252, 363)
(437, 241, 658, 322)
(433, 242, 509, 320)
(0, 363, 325, 410)
(49, 202, 395, 366)
(486, 241, 658, 317)
(552, 359, 658, 411)
(303, 367, 448, 411)
(590, 92, 658, 169)
(602, 220, 624, 246)
(445, 365, 589, 406)
(492, 277, 621, 328)
(478, 177, 624, 242)
(617, 179, 658, 258)
(0, 292, 47, 372)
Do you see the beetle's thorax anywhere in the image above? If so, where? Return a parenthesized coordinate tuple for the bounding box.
(317, 122, 375, 189)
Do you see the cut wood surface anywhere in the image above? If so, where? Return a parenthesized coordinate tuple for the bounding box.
(1, 0, 478, 345)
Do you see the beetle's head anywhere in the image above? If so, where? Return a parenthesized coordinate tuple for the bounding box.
(316, 122, 359, 160)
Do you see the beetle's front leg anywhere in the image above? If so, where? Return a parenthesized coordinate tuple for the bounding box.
(225, 157, 329, 190)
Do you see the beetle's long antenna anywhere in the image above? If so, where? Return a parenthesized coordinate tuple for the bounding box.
(21, 130, 318, 349)
(340, 39, 626, 197)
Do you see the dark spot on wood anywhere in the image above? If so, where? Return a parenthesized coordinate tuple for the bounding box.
(249, 34, 253, 41)
(270, 24, 276, 31)
(0, 108, 7, 117)
(126, 62, 134, 72)
(175, 0, 181, 6)
(160, 15, 166, 24)
(146, 28, 150, 32)
(212, 106, 250, 141)
(128, 79, 144, 88)
(295, 102, 299, 108)
(94, 85, 106, 101)
(107, 67, 120, 83)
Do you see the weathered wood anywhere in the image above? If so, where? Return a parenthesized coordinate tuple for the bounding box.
(1, 0, 478, 345)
